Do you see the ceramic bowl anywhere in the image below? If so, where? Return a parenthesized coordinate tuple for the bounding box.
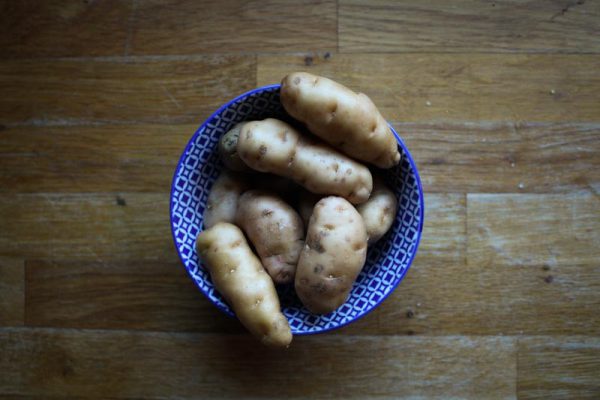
(170, 84, 424, 334)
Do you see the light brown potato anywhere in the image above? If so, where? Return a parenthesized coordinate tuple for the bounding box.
(297, 189, 321, 228)
(202, 169, 248, 229)
(281, 72, 401, 168)
(196, 222, 292, 348)
(238, 118, 372, 204)
(236, 190, 304, 284)
(218, 123, 250, 172)
(295, 197, 368, 314)
(356, 178, 398, 245)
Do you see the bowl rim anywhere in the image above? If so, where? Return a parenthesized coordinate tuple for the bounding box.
(169, 83, 425, 334)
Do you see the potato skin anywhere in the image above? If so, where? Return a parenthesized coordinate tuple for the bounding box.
(236, 190, 304, 284)
(218, 123, 250, 172)
(196, 223, 292, 348)
(356, 178, 398, 245)
(203, 169, 248, 229)
(295, 197, 368, 314)
(281, 72, 400, 169)
(238, 118, 372, 204)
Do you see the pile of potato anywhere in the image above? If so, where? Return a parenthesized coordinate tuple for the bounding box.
(196, 72, 400, 348)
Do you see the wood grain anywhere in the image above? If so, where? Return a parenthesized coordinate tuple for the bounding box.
(2, 123, 597, 194)
(0, 124, 193, 193)
(398, 122, 600, 193)
(0, 329, 517, 399)
(1, 1, 599, 397)
(131, 0, 336, 55)
(21, 194, 460, 333)
(468, 193, 600, 267)
(21, 193, 600, 336)
(339, 0, 600, 53)
(518, 337, 600, 399)
(0, 56, 255, 125)
(340, 255, 600, 336)
(415, 193, 466, 264)
(0, 0, 131, 58)
(25, 260, 242, 333)
(339, 194, 600, 336)
(257, 53, 600, 122)
(0, 194, 175, 261)
(0, 258, 24, 326)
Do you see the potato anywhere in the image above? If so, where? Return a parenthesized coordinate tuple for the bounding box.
(218, 123, 250, 172)
(238, 118, 373, 204)
(196, 222, 292, 348)
(281, 72, 400, 168)
(356, 177, 398, 245)
(297, 189, 321, 228)
(236, 190, 304, 284)
(295, 197, 368, 314)
(203, 169, 248, 229)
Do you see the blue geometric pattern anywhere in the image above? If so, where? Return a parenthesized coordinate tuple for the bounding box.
(170, 85, 424, 335)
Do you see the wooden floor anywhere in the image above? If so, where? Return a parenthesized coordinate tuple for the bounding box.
(1, 1, 599, 398)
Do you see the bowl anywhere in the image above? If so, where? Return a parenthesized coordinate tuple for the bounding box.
(170, 84, 424, 334)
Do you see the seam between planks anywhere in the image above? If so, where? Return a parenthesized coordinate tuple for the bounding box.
(2, 50, 600, 64)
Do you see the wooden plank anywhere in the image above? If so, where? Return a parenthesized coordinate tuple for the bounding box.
(0, 329, 517, 399)
(3, 194, 597, 337)
(0, 0, 131, 58)
(25, 260, 242, 333)
(340, 255, 600, 336)
(25, 194, 597, 337)
(0, 56, 255, 125)
(339, 194, 600, 336)
(257, 54, 600, 122)
(0, 124, 194, 193)
(2, 122, 597, 194)
(339, 0, 600, 53)
(130, 0, 336, 55)
(416, 193, 466, 264)
(0, 397, 83, 400)
(0, 194, 175, 261)
(468, 193, 599, 267)
(398, 122, 600, 193)
(21, 193, 461, 333)
(518, 337, 600, 399)
(0, 258, 24, 326)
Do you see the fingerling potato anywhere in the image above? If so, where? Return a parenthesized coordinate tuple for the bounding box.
(281, 72, 400, 168)
(236, 190, 304, 284)
(356, 177, 398, 245)
(218, 123, 250, 172)
(237, 118, 372, 204)
(196, 222, 292, 348)
(295, 196, 368, 314)
(203, 169, 248, 229)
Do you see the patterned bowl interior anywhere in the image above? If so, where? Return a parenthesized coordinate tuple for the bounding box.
(170, 85, 424, 335)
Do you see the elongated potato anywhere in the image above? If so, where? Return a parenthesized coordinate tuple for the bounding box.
(295, 197, 368, 314)
(203, 169, 248, 229)
(238, 118, 372, 204)
(236, 190, 304, 284)
(356, 178, 398, 245)
(196, 223, 292, 348)
(281, 72, 400, 168)
(218, 123, 250, 172)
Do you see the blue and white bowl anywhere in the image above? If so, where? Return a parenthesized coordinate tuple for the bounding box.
(170, 84, 424, 335)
